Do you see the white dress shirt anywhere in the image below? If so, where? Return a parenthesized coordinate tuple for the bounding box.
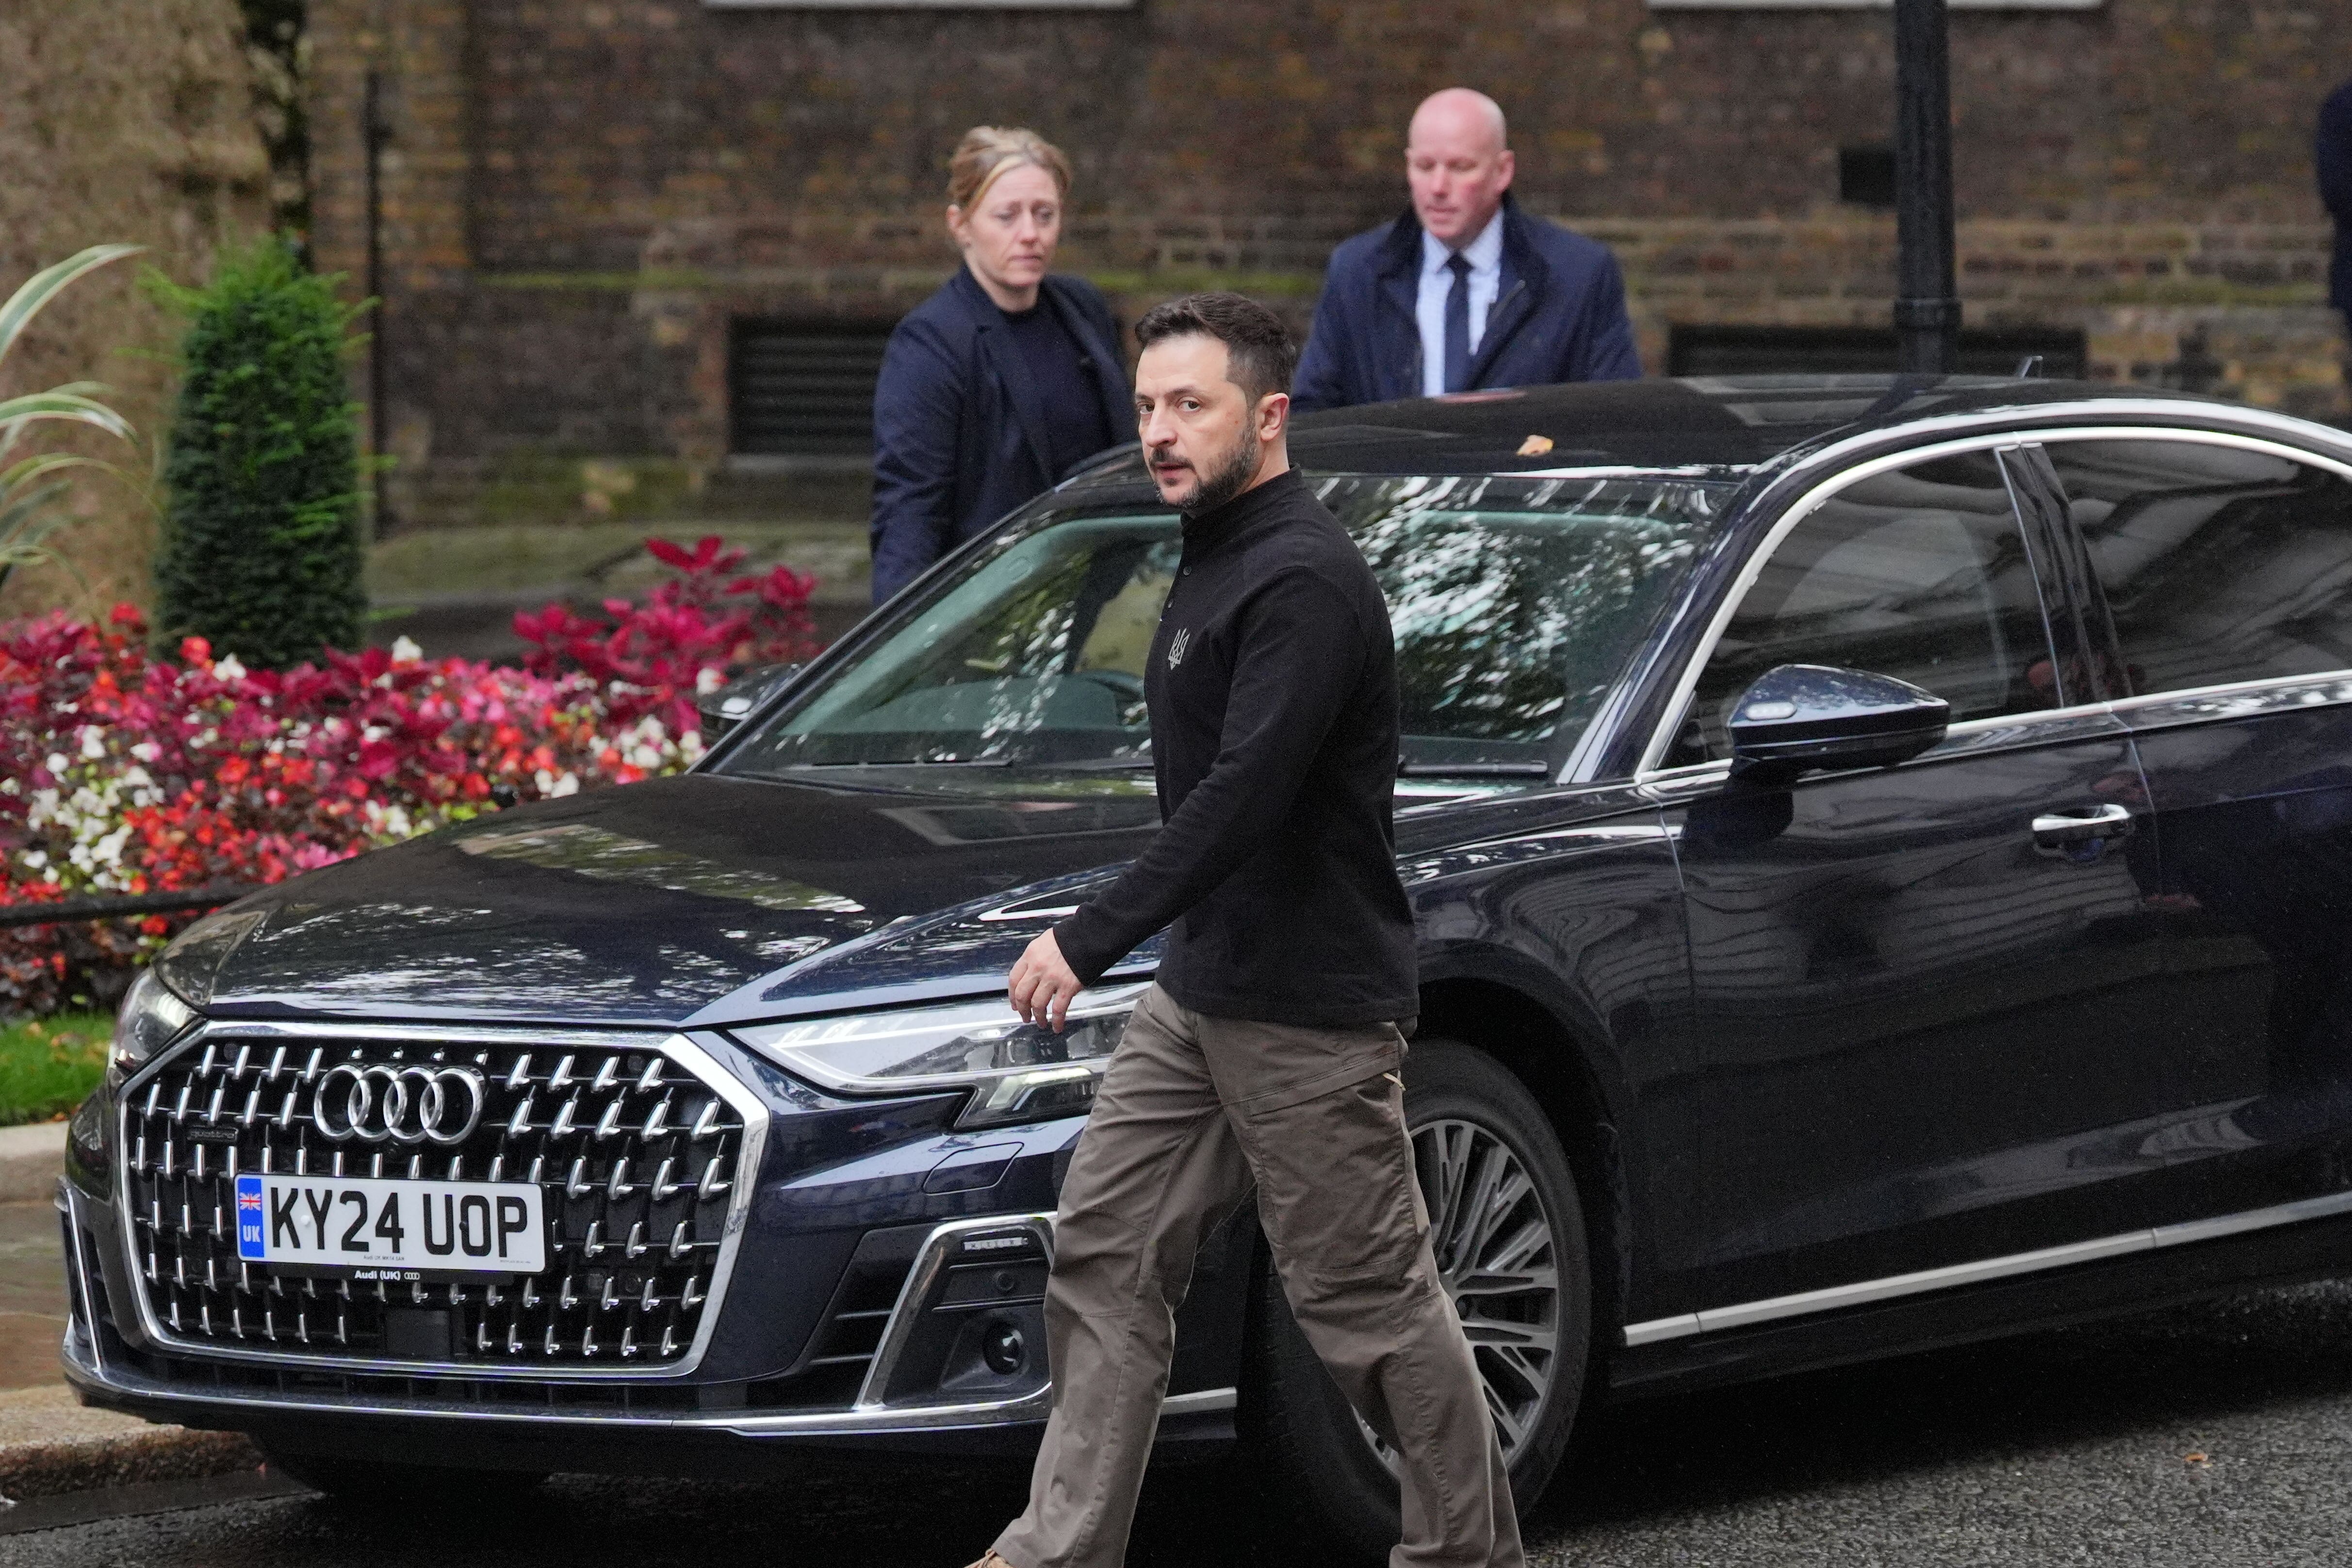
(1415, 211, 1505, 398)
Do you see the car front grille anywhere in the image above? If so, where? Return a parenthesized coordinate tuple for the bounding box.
(119, 1028, 756, 1372)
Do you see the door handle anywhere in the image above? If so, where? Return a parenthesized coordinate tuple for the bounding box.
(2031, 802, 2135, 852)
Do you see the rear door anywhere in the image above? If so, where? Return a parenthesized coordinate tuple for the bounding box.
(2037, 432, 2352, 1223)
(1657, 443, 2194, 1316)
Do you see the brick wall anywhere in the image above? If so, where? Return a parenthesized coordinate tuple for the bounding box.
(0, 0, 269, 614)
(309, 0, 2351, 527)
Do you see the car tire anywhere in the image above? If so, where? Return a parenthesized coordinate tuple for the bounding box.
(257, 1441, 547, 1510)
(1238, 1040, 1592, 1564)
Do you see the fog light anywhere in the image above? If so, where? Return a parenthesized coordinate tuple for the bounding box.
(982, 1320, 1026, 1376)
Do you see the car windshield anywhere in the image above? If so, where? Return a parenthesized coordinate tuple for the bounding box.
(719, 472, 1725, 778)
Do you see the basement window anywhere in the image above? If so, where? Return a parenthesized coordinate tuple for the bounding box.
(729, 319, 895, 460)
(1838, 145, 1897, 209)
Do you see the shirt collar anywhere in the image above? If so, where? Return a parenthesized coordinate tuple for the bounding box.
(1180, 466, 1306, 545)
(1420, 208, 1506, 277)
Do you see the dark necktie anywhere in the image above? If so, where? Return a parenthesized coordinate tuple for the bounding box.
(1442, 253, 1473, 393)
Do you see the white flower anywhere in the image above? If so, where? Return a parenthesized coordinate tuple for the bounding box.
(391, 635, 424, 664)
(696, 666, 726, 695)
(79, 726, 106, 759)
(45, 753, 68, 775)
(214, 654, 247, 681)
(130, 741, 161, 763)
(92, 824, 133, 867)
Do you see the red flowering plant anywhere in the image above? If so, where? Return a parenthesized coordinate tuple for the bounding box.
(0, 539, 819, 1015)
(514, 536, 819, 738)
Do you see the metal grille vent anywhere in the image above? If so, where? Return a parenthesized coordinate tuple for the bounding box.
(122, 1035, 747, 1370)
(729, 319, 894, 457)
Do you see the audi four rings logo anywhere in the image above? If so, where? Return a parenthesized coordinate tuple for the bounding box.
(312, 1064, 488, 1145)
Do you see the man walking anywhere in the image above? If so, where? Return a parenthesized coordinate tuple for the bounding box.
(969, 293, 1521, 1568)
(1291, 87, 1640, 412)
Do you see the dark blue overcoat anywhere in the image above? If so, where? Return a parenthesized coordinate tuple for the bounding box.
(2320, 80, 2352, 313)
(1290, 196, 1641, 413)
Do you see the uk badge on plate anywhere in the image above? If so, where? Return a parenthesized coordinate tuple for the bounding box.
(236, 1174, 266, 1258)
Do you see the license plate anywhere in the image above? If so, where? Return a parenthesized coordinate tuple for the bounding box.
(235, 1175, 546, 1277)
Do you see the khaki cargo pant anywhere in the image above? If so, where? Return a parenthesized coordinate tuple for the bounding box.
(991, 984, 1523, 1568)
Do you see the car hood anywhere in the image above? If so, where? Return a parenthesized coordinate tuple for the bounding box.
(194, 769, 1651, 1029)
(198, 771, 1171, 1028)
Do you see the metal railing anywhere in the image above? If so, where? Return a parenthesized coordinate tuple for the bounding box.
(0, 885, 255, 930)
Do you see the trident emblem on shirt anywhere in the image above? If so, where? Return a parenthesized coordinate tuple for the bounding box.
(1167, 629, 1192, 669)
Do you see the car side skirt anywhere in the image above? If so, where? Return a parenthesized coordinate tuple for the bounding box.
(1608, 1194, 2352, 1400)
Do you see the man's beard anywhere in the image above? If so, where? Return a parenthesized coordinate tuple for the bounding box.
(1170, 426, 1260, 517)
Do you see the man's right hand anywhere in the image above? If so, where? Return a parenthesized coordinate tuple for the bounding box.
(1009, 929, 1084, 1031)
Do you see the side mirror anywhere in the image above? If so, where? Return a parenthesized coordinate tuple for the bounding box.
(1726, 663, 1950, 781)
(696, 663, 803, 748)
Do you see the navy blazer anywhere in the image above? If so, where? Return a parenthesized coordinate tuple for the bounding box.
(1290, 196, 1641, 413)
(869, 267, 1132, 604)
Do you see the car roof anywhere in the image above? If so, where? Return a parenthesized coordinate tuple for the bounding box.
(1280, 375, 2242, 474)
(1059, 374, 2291, 496)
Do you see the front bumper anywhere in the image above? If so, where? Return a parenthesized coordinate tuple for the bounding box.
(59, 1179, 1237, 1464)
(59, 1020, 1248, 1469)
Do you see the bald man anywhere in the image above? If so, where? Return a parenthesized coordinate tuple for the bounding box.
(1292, 88, 1640, 411)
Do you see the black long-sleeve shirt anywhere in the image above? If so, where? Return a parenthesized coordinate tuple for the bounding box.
(1054, 467, 1418, 1025)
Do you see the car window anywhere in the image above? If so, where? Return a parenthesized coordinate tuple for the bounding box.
(1323, 475, 1715, 767)
(720, 474, 1724, 775)
(1666, 450, 2058, 767)
(2042, 438, 2352, 697)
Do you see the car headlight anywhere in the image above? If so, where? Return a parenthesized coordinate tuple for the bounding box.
(733, 981, 1149, 1129)
(151, 907, 266, 1009)
(110, 967, 198, 1086)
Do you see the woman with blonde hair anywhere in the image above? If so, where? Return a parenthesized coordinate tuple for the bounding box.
(868, 126, 1131, 604)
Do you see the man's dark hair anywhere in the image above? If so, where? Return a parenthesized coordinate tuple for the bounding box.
(1132, 293, 1299, 405)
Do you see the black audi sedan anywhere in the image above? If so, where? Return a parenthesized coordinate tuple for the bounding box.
(59, 375, 2352, 1552)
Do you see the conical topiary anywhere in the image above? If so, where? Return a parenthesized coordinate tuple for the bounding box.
(152, 240, 367, 669)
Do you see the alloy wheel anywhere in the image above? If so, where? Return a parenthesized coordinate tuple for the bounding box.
(1358, 1115, 1563, 1466)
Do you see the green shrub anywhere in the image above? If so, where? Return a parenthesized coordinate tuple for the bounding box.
(152, 240, 367, 669)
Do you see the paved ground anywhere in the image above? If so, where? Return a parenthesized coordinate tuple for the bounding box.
(0, 1200, 65, 1391)
(11, 1274, 2352, 1563)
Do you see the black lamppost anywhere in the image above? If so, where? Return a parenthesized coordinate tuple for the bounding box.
(1892, 0, 1960, 374)
(363, 70, 394, 538)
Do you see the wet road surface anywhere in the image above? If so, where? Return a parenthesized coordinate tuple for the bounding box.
(13, 1279, 2352, 1565)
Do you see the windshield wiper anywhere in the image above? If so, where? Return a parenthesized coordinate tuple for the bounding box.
(1396, 760, 1555, 779)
